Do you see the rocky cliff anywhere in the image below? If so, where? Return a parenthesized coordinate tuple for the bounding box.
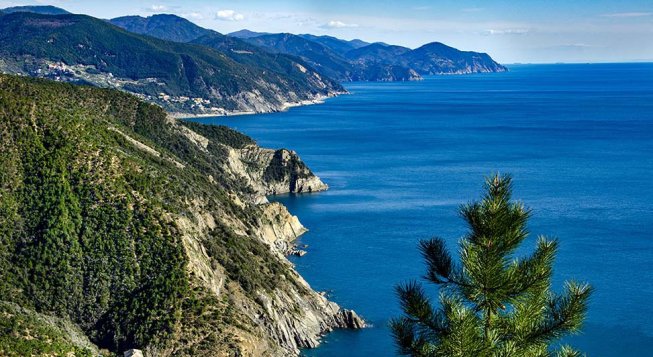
(222, 144, 329, 198)
(0, 75, 362, 356)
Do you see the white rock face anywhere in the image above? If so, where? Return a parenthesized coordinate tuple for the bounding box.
(253, 280, 366, 354)
(165, 118, 362, 356)
(260, 202, 308, 254)
(124, 349, 143, 357)
(223, 144, 328, 201)
(174, 189, 364, 356)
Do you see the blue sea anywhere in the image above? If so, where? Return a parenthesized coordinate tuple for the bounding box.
(191, 63, 653, 356)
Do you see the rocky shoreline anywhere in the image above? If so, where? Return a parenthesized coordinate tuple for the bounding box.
(170, 90, 348, 119)
(173, 115, 365, 355)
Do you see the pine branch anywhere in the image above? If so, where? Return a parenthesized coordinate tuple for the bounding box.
(397, 281, 435, 322)
(392, 282, 449, 356)
(420, 238, 453, 284)
(554, 345, 585, 357)
(502, 237, 557, 301)
(485, 173, 513, 203)
(526, 282, 592, 344)
(390, 317, 429, 356)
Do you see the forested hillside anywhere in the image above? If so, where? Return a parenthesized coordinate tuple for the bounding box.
(108, 14, 507, 83)
(232, 31, 507, 81)
(0, 75, 361, 356)
(0, 12, 343, 115)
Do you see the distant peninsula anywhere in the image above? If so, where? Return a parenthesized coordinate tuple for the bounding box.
(0, 7, 506, 116)
(231, 30, 507, 81)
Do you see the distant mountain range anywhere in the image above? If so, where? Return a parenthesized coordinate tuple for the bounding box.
(0, 10, 342, 115)
(229, 30, 507, 81)
(299, 34, 371, 54)
(0, 6, 507, 114)
(105, 14, 505, 82)
(0, 6, 508, 356)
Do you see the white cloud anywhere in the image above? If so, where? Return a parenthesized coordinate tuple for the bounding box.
(216, 9, 244, 21)
(182, 12, 204, 20)
(320, 20, 359, 29)
(601, 12, 652, 18)
(482, 28, 530, 35)
(144, 4, 183, 14)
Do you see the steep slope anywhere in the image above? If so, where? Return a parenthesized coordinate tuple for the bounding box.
(0, 75, 362, 356)
(110, 14, 213, 43)
(106, 15, 505, 83)
(344, 41, 506, 76)
(0, 5, 70, 15)
(0, 302, 100, 356)
(299, 34, 369, 55)
(241, 33, 359, 82)
(235, 31, 505, 81)
(239, 32, 422, 82)
(190, 32, 337, 95)
(341, 43, 421, 81)
(0, 12, 343, 115)
(400, 42, 507, 74)
(345, 43, 411, 63)
(107, 15, 341, 106)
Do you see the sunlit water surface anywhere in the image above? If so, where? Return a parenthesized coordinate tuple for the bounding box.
(190, 63, 653, 356)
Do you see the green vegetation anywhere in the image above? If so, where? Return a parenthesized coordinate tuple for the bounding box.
(263, 149, 311, 185)
(204, 224, 299, 295)
(109, 15, 348, 106)
(193, 32, 344, 92)
(235, 33, 506, 82)
(0, 74, 310, 354)
(0, 74, 189, 352)
(0, 5, 70, 15)
(391, 174, 591, 356)
(110, 14, 213, 43)
(181, 121, 254, 149)
(0, 302, 96, 357)
(398, 42, 507, 75)
(0, 12, 343, 114)
(238, 33, 362, 82)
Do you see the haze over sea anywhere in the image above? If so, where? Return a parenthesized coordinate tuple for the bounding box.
(190, 63, 653, 356)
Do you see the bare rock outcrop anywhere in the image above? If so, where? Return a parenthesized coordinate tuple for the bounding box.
(169, 118, 362, 355)
(227, 145, 329, 200)
(251, 275, 366, 354)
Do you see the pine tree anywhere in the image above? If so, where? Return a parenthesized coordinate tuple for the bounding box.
(391, 174, 591, 357)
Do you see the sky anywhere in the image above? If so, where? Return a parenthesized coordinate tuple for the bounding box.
(1, 0, 652, 63)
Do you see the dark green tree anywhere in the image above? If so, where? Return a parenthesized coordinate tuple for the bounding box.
(391, 174, 591, 357)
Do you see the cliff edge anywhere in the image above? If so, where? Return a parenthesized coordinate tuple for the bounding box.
(0, 75, 362, 356)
